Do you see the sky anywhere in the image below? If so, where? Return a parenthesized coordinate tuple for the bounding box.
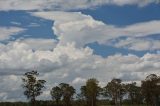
(0, 0, 160, 102)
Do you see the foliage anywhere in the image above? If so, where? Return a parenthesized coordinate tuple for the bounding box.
(141, 74, 160, 106)
(104, 78, 125, 106)
(22, 70, 46, 105)
(80, 78, 101, 106)
(59, 83, 76, 106)
(1, 72, 160, 106)
(50, 86, 63, 105)
(125, 82, 143, 104)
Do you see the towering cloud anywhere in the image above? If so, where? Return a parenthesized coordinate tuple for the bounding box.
(32, 11, 160, 50)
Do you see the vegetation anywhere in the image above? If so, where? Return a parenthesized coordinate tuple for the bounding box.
(50, 86, 62, 105)
(80, 78, 101, 106)
(141, 74, 160, 106)
(59, 83, 75, 106)
(22, 70, 46, 106)
(125, 82, 142, 105)
(104, 78, 125, 106)
(0, 71, 160, 106)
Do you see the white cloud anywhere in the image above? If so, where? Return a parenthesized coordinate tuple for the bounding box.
(10, 21, 21, 26)
(0, 75, 24, 102)
(0, 0, 158, 11)
(28, 23, 40, 27)
(0, 27, 25, 41)
(32, 11, 160, 51)
(109, 0, 158, 7)
(71, 77, 86, 85)
(0, 41, 93, 75)
(112, 37, 160, 51)
(122, 21, 160, 37)
(0, 40, 160, 101)
(15, 38, 58, 50)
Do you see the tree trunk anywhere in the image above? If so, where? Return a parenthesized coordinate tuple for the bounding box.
(115, 96, 117, 106)
(130, 93, 134, 104)
(31, 97, 36, 106)
(155, 95, 160, 106)
(56, 99, 59, 106)
(92, 97, 94, 106)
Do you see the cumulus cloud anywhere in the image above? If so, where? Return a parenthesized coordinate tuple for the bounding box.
(32, 11, 160, 51)
(71, 77, 87, 85)
(15, 38, 58, 50)
(0, 27, 25, 41)
(0, 75, 24, 102)
(0, 40, 160, 101)
(0, 0, 159, 11)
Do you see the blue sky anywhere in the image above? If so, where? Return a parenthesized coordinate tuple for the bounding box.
(81, 3, 160, 25)
(0, 0, 160, 101)
(81, 4, 160, 56)
(0, 11, 54, 39)
(0, 3, 159, 57)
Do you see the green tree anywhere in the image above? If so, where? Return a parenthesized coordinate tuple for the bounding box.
(125, 82, 143, 105)
(22, 70, 46, 106)
(80, 85, 88, 106)
(59, 83, 75, 106)
(81, 78, 101, 106)
(50, 86, 62, 105)
(104, 78, 124, 106)
(76, 93, 86, 106)
(141, 74, 160, 106)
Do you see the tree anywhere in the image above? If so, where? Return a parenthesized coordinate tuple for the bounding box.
(125, 82, 143, 105)
(104, 78, 124, 106)
(141, 74, 160, 106)
(81, 78, 101, 106)
(59, 83, 75, 106)
(80, 85, 88, 106)
(50, 86, 62, 106)
(22, 70, 46, 105)
(76, 93, 86, 106)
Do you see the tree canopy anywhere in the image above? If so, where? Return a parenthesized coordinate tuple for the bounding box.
(22, 70, 46, 105)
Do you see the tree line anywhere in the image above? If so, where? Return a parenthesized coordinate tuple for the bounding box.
(0, 70, 160, 106)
